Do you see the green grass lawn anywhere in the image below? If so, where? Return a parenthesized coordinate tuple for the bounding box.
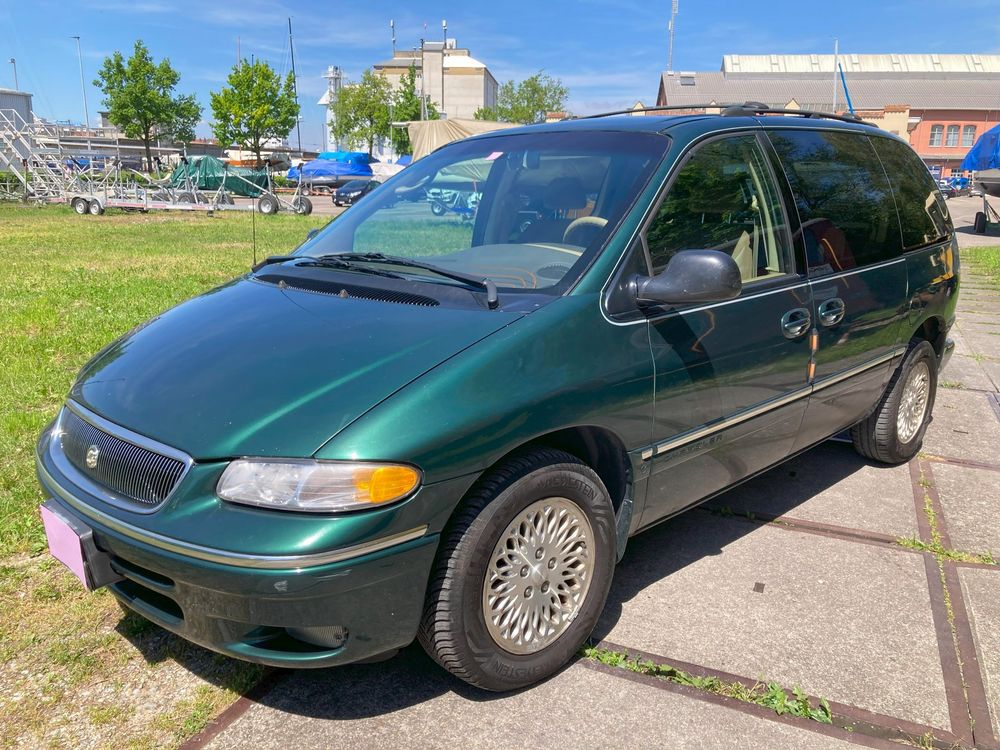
(0, 204, 328, 556)
(0, 203, 325, 749)
(964, 245, 1000, 284)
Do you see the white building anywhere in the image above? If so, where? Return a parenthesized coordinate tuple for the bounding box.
(373, 39, 498, 121)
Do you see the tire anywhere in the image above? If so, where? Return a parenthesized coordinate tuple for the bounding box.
(851, 340, 938, 464)
(218, 191, 235, 206)
(292, 196, 313, 215)
(974, 211, 987, 234)
(71, 197, 88, 215)
(176, 191, 195, 204)
(88, 199, 104, 215)
(430, 201, 447, 217)
(418, 448, 617, 692)
(257, 194, 279, 215)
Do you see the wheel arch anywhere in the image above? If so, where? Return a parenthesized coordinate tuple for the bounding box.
(911, 314, 947, 357)
(463, 425, 632, 516)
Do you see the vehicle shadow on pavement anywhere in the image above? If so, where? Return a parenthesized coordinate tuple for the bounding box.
(113, 440, 897, 719)
(591, 440, 894, 643)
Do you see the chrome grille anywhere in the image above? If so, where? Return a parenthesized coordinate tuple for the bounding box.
(58, 407, 186, 508)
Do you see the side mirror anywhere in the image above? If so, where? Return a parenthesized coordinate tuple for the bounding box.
(634, 249, 742, 307)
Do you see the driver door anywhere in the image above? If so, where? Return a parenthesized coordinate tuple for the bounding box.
(639, 132, 813, 527)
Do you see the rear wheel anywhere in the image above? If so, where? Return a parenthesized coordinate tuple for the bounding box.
(418, 448, 616, 691)
(71, 197, 88, 215)
(975, 211, 987, 234)
(88, 199, 104, 215)
(176, 191, 195, 204)
(852, 340, 938, 464)
(430, 201, 447, 217)
(292, 196, 313, 215)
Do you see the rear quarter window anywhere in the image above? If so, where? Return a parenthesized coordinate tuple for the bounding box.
(767, 129, 900, 273)
(869, 136, 952, 251)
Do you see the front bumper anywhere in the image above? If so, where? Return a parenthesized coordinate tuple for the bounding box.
(35, 427, 474, 668)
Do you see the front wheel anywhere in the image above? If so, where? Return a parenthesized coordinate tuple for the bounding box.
(852, 340, 938, 464)
(975, 211, 987, 234)
(430, 201, 447, 217)
(418, 448, 616, 691)
(292, 196, 313, 215)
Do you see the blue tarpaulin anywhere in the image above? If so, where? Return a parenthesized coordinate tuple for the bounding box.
(960, 124, 1000, 171)
(316, 150, 373, 163)
(287, 157, 373, 183)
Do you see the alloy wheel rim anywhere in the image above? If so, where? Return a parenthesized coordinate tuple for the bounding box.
(482, 497, 595, 655)
(897, 361, 930, 444)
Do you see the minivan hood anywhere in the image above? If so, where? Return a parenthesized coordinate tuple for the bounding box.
(71, 277, 521, 459)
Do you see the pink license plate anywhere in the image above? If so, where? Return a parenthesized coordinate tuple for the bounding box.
(40, 504, 91, 590)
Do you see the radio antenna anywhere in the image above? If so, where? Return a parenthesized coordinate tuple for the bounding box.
(250, 53, 257, 267)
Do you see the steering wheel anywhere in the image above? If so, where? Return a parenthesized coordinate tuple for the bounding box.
(563, 216, 608, 245)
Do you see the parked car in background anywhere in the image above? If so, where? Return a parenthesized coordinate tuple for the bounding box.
(332, 179, 380, 207)
(38, 107, 958, 694)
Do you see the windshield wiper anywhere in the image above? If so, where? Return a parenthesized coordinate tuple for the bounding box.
(319, 253, 500, 309)
(251, 254, 403, 280)
(294, 257, 404, 279)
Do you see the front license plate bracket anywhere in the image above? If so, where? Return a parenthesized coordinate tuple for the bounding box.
(40, 500, 124, 591)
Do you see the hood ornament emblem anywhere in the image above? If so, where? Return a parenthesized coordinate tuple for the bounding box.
(85, 445, 100, 469)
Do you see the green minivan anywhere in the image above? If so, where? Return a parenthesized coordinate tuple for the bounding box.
(38, 105, 958, 691)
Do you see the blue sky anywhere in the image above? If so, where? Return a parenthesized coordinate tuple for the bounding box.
(1, 0, 997, 150)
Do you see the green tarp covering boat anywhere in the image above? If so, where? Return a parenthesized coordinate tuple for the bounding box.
(169, 156, 268, 197)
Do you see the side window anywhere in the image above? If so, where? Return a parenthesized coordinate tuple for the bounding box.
(929, 125, 943, 147)
(870, 136, 952, 251)
(646, 135, 792, 284)
(768, 130, 898, 273)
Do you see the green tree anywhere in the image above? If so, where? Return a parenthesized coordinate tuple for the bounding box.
(210, 59, 299, 167)
(474, 72, 568, 124)
(388, 64, 438, 155)
(94, 40, 202, 171)
(330, 69, 394, 157)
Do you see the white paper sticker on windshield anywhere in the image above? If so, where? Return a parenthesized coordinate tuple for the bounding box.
(485, 151, 504, 161)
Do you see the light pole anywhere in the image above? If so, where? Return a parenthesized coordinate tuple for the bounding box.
(70, 36, 92, 153)
(441, 19, 447, 118)
(8, 58, 17, 90)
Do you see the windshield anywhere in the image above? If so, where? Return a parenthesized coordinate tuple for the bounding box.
(297, 130, 668, 292)
(340, 180, 368, 191)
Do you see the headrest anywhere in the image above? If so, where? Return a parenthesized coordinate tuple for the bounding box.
(543, 177, 587, 210)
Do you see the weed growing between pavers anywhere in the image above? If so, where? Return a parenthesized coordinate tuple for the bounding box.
(582, 646, 833, 724)
(895, 473, 998, 566)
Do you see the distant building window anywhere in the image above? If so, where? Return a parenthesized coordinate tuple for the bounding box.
(929, 125, 943, 147)
(945, 125, 960, 147)
(962, 125, 977, 148)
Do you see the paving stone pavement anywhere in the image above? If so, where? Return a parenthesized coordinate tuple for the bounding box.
(184, 247, 1000, 750)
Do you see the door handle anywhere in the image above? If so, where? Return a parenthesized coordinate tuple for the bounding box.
(818, 297, 846, 327)
(781, 308, 811, 339)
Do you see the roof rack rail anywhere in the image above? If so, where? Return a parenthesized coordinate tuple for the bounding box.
(571, 104, 731, 120)
(571, 101, 872, 127)
(721, 101, 870, 126)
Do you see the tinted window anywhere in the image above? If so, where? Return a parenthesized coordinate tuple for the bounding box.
(768, 130, 898, 273)
(647, 135, 792, 282)
(870, 136, 952, 251)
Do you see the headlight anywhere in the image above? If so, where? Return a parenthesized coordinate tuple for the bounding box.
(347, 191, 361, 197)
(217, 459, 421, 513)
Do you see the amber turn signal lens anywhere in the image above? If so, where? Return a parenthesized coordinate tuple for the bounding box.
(353, 465, 420, 504)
